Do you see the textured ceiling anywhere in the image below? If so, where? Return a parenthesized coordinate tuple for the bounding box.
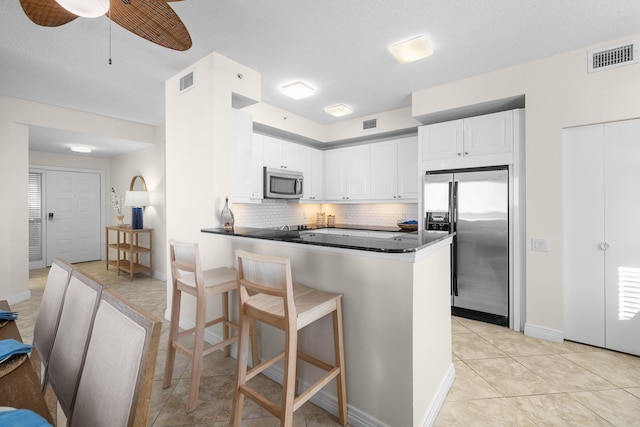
(2, 0, 640, 156)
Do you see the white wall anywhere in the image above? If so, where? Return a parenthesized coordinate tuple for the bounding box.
(110, 129, 167, 278)
(412, 32, 640, 337)
(0, 95, 158, 302)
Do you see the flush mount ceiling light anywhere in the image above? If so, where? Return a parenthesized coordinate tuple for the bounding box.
(70, 145, 92, 154)
(54, 0, 109, 18)
(324, 104, 353, 117)
(389, 35, 433, 64)
(281, 81, 315, 100)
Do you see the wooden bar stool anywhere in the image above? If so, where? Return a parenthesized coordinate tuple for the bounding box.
(163, 240, 258, 413)
(232, 250, 348, 426)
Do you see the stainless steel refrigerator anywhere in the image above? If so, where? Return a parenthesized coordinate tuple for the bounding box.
(424, 167, 509, 326)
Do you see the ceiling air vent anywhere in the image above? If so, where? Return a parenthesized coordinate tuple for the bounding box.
(179, 71, 194, 93)
(588, 41, 638, 73)
(362, 118, 378, 131)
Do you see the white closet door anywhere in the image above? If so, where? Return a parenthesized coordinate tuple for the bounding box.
(562, 124, 606, 347)
(603, 119, 640, 355)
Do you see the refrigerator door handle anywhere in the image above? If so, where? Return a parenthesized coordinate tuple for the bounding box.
(452, 180, 459, 296)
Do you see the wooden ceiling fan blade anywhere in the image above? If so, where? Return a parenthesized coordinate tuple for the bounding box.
(110, 0, 192, 51)
(20, 0, 78, 27)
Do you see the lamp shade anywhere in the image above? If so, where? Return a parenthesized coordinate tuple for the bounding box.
(55, 0, 109, 17)
(124, 191, 150, 207)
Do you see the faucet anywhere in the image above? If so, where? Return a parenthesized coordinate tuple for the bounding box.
(280, 224, 290, 231)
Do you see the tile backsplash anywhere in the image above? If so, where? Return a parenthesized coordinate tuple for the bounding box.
(232, 200, 418, 229)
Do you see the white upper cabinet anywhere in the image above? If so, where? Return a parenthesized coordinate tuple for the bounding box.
(232, 109, 262, 202)
(299, 145, 323, 201)
(463, 111, 514, 156)
(263, 135, 301, 171)
(420, 110, 515, 171)
(371, 136, 419, 200)
(324, 145, 371, 201)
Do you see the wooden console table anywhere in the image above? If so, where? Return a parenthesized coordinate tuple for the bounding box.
(106, 226, 153, 281)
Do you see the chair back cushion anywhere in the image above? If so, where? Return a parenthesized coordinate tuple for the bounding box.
(33, 258, 73, 366)
(47, 269, 104, 416)
(70, 290, 161, 427)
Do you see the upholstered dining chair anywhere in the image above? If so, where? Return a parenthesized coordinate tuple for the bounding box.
(69, 289, 162, 427)
(46, 268, 105, 418)
(163, 240, 259, 413)
(31, 258, 73, 384)
(232, 250, 348, 427)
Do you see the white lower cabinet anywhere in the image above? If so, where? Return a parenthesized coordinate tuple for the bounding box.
(563, 118, 640, 356)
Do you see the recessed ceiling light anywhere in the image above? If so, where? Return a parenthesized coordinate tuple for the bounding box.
(389, 35, 433, 64)
(70, 145, 92, 153)
(281, 81, 315, 100)
(324, 104, 353, 117)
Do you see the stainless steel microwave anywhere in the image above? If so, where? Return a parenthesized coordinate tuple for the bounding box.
(264, 167, 304, 199)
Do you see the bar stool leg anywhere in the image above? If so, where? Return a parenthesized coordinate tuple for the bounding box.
(334, 299, 348, 425)
(222, 291, 231, 357)
(281, 329, 298, 427)
(163, 288, 182, 389)
(232, 314, 251, 427)
(187, 291, 207, 413)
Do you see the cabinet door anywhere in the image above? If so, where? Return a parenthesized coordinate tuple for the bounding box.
(370, 140, 398, 200)
(562, 124, 606, 347)
(251, 133, 264, 199)
(299, 146, 322, 200)
(346, 145, 371, 200)
(263, 135, 284, 169)
(324, 149, 345, 200)
(232, 109, 253, 200)
(421, 120, 463, 161)
(463, 111, 513, 156)
(603, 119, 640, 356)
(283, 141, 301, 171)
(309, 148, 323, 200)
(397, 136, 418, 199)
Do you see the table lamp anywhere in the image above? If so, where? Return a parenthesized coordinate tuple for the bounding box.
(125, 190, 150, 229)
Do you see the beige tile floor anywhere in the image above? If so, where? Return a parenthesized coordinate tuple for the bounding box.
(15, 261, 640, 426)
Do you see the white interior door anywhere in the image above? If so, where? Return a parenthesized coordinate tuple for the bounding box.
(46, 170, 102, 265)
(563, 124, 606, 347)
(603, 120, 640, 356)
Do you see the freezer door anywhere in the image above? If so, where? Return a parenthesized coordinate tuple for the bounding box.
(423, 173, 453, 224)
(454, 169, 509, 317)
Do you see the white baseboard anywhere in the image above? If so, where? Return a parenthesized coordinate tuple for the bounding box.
(419, 363, 455, 427)
(153, 270, 167, 281)
(8, 290, 31, 305)
(524, 322, 564, 343)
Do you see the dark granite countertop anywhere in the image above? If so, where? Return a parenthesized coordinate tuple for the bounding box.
(201, 226, 452, 253)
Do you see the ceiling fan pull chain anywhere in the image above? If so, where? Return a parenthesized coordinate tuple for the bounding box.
(108, 7, 112, 65)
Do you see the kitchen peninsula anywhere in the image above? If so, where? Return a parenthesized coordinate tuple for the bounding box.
(202, 227, 454, 427)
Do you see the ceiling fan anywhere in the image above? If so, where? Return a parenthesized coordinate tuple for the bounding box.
(19, 0, 192, 51)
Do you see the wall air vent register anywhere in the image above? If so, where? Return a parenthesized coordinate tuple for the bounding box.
(362, 118, 378, 131)
(179, 71, 195, 93)
(588, 41, 638, 73)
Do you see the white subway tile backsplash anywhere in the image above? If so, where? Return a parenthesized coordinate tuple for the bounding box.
(232, 202, 418, 229)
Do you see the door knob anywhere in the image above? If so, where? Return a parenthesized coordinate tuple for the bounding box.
(598, 242, 610, 250)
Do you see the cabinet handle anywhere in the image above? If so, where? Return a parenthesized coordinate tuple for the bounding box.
(457, 153, 462, 156)
(464, 152, 469, 155)
(598, 242, 610, 250)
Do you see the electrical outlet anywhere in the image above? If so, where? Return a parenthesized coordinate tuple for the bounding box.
(303, 211, 307, 219)
(531, 238, 549, 252)
(401, 211, 407, 220)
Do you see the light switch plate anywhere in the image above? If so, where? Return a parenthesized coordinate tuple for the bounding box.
(531, 238, 549, 252)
